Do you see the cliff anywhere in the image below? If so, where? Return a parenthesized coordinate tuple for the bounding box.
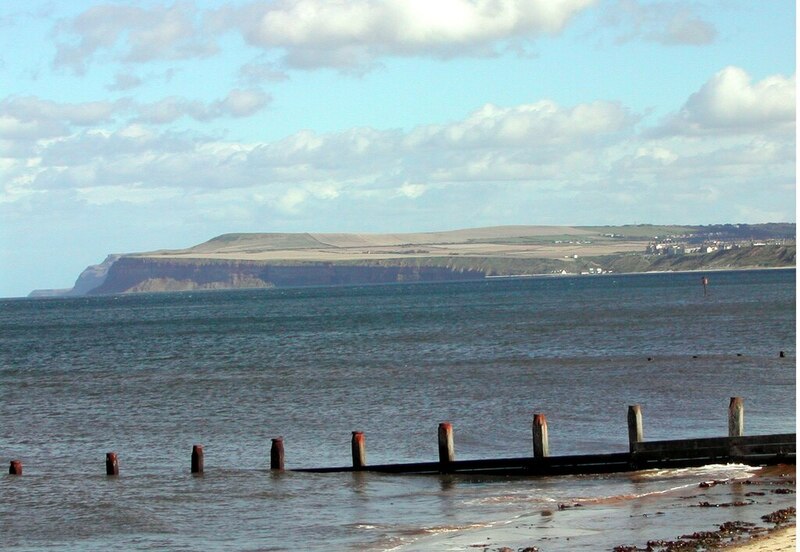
(87, 257, 487, 295)
(68, 254, 121, 295)
(27, 254, 120, 298)
(82, 245, 795, 296)
(32, 225, 796, 296)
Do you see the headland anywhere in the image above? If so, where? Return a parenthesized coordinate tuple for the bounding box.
(31, 223, 795, 296)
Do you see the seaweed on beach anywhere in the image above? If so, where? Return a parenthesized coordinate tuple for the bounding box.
(557, 503, 583, 510)
(761, 506, 796, 525)
(698, 479, 730, 488)
(613, 506, 796, 552)
(612, 520, 767, 551)
(693, 500, 752, 508)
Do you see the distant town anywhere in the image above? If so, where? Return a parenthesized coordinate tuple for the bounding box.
(555, 223, 795, 276)
(645, 237, 790, 257)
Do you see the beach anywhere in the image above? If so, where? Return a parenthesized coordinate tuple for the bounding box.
(724, 525, 796, 551)
(409, 465, 796, 551)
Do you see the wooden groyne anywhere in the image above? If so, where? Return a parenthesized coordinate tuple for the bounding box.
(298, 433, 794, 477)
(6, 398, 795, 477)
(293, 398, 795, 476)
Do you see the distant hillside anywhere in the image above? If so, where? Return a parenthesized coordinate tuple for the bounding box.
(30, 224, 796, 296)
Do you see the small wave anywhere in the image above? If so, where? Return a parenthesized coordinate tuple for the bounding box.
(633, 463, 757, 480)
(466, 496, 564, 508)
(463, 493, 555, 506)
(574, 483, 698, 505)
(570, 465, 759, 506)
(421, 522, 492, 536)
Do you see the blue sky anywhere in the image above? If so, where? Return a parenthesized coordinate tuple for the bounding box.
(0, 0, 795, 297)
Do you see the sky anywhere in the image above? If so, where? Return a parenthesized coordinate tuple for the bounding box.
(0, 0, 795, 297)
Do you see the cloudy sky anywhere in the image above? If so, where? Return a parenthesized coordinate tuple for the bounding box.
(1, 0, 795, 297)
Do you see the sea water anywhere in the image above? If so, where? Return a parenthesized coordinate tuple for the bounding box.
(0, 269, 795, 550)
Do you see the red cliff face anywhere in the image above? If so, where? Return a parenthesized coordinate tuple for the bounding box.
(87, 257, 487, 295)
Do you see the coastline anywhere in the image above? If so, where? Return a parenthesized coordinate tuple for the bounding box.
(26, 224, 795, 297)
(485, 264, 796, 279)
(24, 263, 797, 300)
(722, 525, 796, 551)
(402, 465, 796, 551)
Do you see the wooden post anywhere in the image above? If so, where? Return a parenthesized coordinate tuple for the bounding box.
(270, 438, 284, 471)
(105, 452, 119, 476)
(191, 444, 204, 474)
(438, 422, 455, 468)
(532, 413, 549, 457)
(351, 431, 366, 470)
(9, 460, 22, 475)
(729, 397, 744, 437)
(627, 405, 643, 453)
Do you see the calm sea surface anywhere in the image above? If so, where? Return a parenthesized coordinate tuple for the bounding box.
(0, 270, 795, 550)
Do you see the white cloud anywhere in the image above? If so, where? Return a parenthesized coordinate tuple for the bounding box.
(54, 2, 217, 74)
(2, 70, 793, 229)
(633, 146, 677, 164)
(5, 96, 639, 199)
(135, 97, 206, 125)
(276, 188, 309, 212)
(238, 60, 290, 84)
(132, 88, 270, 124)
(0, 90, 270, 141)
(107, 73, 144, 91)
(397, 183, 426, 198)
(76, 185, 182, 205)
(214, 89, 271, 118)
(658, 66, 796, 135)
(604, 0, 716, 46)
(406, 100, 636, 152)
(1, 96, 116, 130)
(310, 184, 341, 200)
(0, 114, 64, 141)
(212, 0, 598, 70)
(51, 0, 598, 73)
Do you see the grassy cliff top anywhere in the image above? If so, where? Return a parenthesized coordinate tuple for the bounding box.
(136, 224, 795, 264)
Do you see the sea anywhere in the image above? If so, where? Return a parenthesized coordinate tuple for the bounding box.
(0, 269, 795, 551)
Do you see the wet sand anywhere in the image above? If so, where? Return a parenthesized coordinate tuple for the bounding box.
(722, 525, 795, 551)
(406, 464, 796, 551)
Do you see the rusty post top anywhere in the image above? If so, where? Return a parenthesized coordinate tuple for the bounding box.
(533, 413, 547, 425)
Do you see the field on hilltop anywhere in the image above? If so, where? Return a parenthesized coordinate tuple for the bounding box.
(32, 224, 795, 297)
(140, 226, 641, 263)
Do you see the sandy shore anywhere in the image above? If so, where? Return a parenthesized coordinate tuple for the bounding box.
(721, 525, 796, 551)
(407, 464, 796, 551)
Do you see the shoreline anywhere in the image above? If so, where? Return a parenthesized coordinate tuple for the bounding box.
(21, 264, 798, 300)
(722, 524, 796, 551)
(485, 264, 795, 279)
(403, 465, 796, 551)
